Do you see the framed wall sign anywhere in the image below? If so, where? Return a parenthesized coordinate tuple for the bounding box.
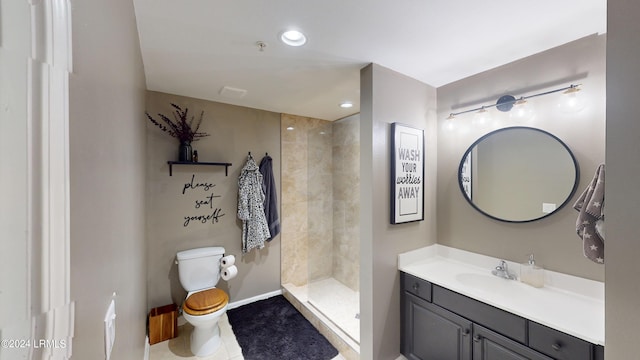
(390, 122, 425, 224)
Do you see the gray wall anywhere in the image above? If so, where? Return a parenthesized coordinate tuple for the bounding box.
(606, 0, 640, 357)
(69, 0, 148, 358)
(360, 64, 438, 360)
(145, 91, 282, 309)
(437, 35, 606, 281)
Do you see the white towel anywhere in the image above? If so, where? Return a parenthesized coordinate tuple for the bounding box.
(573, 164, 605, 264)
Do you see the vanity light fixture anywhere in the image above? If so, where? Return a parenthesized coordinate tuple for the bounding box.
(472, 107, 491, 126)
(280, 30, 307, 47)
(510, 98, 535, 122)
(445, 84, 582, 121)
(514, 97, 528, 107)
(558, 85, 586, 113)
(444, 113, 456, 131)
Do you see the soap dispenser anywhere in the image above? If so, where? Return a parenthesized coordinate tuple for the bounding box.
(520, 254, 544, 288)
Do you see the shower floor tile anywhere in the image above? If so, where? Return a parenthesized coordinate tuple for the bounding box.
(308, 278, 360, 344)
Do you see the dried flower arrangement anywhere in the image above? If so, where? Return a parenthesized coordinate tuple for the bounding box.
(145, 103, 210, 143)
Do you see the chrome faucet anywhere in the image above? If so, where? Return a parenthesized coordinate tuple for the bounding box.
(492, 260, 517, 280)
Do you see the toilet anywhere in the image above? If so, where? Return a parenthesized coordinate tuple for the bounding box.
(176, 247, 230, 357)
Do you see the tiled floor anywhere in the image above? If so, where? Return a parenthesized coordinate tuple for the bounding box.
(150, 311, 346, 360)
(149, 314, 243, 360)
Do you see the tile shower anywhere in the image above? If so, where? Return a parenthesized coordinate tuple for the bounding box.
(281, 113, 360, 358)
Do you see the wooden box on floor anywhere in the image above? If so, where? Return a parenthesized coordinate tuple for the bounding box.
(148, 304, 178, 345)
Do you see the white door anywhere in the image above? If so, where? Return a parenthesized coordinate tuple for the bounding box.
(0, 1, 73, 359)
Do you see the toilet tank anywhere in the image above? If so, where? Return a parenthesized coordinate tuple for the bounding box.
(176, 247, 225, 291)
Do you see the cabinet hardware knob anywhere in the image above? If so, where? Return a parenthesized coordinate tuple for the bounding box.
(412, 283, 419, 291)
(462, 329, 470, 336)
(551, 343, 562, 351)
(473, 335, 482, 343)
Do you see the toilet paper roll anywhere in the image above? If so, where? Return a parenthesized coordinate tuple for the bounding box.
(220, 255, 235, 268)
(221, 265, 238, 281)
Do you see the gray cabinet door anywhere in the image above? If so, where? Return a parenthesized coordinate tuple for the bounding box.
(402, 292, 472, 360)
(473, 325, 553, 360)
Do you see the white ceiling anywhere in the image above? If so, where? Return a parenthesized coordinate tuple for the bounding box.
(133, 0, 606, 121)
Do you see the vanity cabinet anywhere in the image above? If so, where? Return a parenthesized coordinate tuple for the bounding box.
(473, 324, 552, 360)
(402, 292, 472, 359)
(400, 272, 604, 360)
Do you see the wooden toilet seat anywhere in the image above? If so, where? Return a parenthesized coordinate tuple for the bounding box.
(183, 288, 229, 316)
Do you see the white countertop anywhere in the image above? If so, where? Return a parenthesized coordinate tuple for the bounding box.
(398, 245, 605, 346)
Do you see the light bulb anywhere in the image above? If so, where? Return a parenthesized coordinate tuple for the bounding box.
(510, 98, 535, 123)
(472, 108, 491, 127)
(443, 114, 456, 131)
(558, 86, 586, 113)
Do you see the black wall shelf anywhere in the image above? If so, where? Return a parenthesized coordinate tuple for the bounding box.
(167, 161, 232, 176)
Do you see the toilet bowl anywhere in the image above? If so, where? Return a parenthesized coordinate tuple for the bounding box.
(176, 247, 230, 357)
(182, 287, 229, 356)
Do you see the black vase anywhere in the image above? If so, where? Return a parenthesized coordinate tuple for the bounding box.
(178, 141, 193, 162)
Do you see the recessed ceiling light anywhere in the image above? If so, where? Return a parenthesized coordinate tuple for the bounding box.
(280, 30, 307, 47)
(340, 102, 353, 108)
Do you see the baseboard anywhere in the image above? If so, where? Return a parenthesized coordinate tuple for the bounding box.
(143, 335, 150, 360)
(227, 289, 283, 310)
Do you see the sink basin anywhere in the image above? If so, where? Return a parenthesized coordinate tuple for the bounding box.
(454, 272, 540, 301)
(455, 273, 517, 292)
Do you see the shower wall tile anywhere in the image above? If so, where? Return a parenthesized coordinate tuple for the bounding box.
(332, 116, 360, 292)
(308, 197, 334, 281)
(281, 198, 308, 286)
(281, 114, 310, 287)
(281, 114, 359, 291)
(281, 232, 308, 286)
(308, 122, 333, 282)
(281, 144, 308, 200)
(281, 114, 333, 287)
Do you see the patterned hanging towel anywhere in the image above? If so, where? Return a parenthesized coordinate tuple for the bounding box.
(237, 155, 271, 253)
(573, 164, 605, 264)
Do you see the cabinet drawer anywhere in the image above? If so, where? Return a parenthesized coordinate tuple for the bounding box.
(528, 321, 593, 360)
(433, 285, 527, 343)
(401, 272, 432, 302)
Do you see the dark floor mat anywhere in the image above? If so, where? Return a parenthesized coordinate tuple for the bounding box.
(227, 295, 339, 360)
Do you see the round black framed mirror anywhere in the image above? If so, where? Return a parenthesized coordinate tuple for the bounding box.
(458, 126, 579, 223)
